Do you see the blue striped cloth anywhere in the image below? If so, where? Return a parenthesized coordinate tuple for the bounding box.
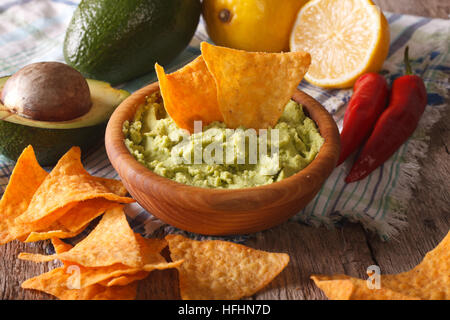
(0, 0, 448, 241)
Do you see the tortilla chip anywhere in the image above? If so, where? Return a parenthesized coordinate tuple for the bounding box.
(92, 177, 129, 197)
(21, 268, 137, 300)
(98, 271, 150, 287)
(24, 188, 126, 242)
(22, 237, 138, 300)
(135, 234, 167, 263)
(25, 225, 85, 242)
(24, 200, 120, 242)
(380, 231, 450, 300)
(82, 258, 183, 289)
(20, 209, 183, 279)
(155, 56, 223, 133)
(19, 207, 142, 267)
(0, 145, 48, 244)
(70, 260, 183, 289)
(51, 237, 79, 267)
(201, 42, 311, 129)
(311, 231, 450, 300)
(166, 234, 289, 300)
(52, 237, 150, 289)
(15, 147, 134, 229)
(22, 232, 182, 289)
(311, 275, 419, 300)
(52, 238, 73, 255)
(68, 235, 180, 289)
(57, 199, 122, 233)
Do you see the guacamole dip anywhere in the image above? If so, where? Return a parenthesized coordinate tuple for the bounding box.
(123, 92, 324, 189)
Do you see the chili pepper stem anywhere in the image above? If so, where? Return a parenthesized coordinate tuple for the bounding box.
(404, 46, 413, 75)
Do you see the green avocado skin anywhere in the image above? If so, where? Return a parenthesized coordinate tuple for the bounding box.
(64, 0, 201, 85)
(0, 120, 105, 166)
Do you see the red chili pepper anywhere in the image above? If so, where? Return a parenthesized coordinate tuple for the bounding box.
(337, 73, 389, 165)
(345, 47, 427, 183)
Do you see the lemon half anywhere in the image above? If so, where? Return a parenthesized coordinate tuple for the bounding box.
(290, 0, 390, 88)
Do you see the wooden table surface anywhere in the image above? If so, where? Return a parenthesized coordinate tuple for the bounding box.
(1, 1, 449, 300)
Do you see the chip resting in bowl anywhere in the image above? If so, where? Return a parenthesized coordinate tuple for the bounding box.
(200, 42, 311, 129)
(155, 56, 223, 133)
(155, 41, 311, 131)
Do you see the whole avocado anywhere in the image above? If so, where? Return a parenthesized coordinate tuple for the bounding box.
(64, 0, 201, 85)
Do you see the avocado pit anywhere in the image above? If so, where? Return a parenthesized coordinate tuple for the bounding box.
(0, 62, 92, 122)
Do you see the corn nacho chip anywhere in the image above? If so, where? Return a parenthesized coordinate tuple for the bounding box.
(99, 271, 150, 287)
(65, 259, 183, 289)
(22, 226, 182, 290)
(61, 235, 181, 289)
(57, 199, 122, 233)
(20, 208, 183, 287)
(311, 231, 450, 300)
(51, 237, 78, 267)
(57, 263, 150, 289)
(92, 177, 129, 197)
(0, 146, 48, 244)
(380, 231, 450, 300)
(22, 237, 139, 300)
(15, 147, 134, 229)
(52, 237, 147, 288)
(52, 238, 73, 256)
(19, 207, 142, 267)
(166, 234, 289, 300)
(311, 275, 419, 300)
(201, 42, 311, 129)
(88, 257, 184, 289)
(155, 56, 223, 133)
(21, 268, 138, 300)
(24, 198, 122, 242)
(25, 225, 85, 242)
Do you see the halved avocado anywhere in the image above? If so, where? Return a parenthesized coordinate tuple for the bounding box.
(0, 76, 129, 165)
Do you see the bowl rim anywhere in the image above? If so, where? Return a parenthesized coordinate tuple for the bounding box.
(105, 81, 340, 196)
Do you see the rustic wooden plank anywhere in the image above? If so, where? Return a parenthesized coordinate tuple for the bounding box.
(136, 247, 180, 300)
(0, 240, 57, 300)
(365, 107, 450, 275)
(374, 0, 450, 18)
(246, 221, 376, 300)
(136, 269, 180, 300)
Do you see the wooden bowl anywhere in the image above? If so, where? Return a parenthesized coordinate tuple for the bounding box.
(105, 82, 340, 235)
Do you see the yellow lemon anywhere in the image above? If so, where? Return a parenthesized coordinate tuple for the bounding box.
(290, 0, 390, 88)
(203, 0, 308, 52)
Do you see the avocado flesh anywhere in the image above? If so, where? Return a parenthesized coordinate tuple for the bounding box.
(64, 0, 201, 85)
(0, 76, 129, 165)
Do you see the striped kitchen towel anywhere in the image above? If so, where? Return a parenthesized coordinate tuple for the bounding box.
(0, 0, 448, 241)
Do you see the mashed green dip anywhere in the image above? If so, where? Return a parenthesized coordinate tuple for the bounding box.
(123, 92, 324, 189)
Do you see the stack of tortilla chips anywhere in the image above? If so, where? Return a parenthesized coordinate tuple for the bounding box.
(20, 206, 183, 300)
(19, 213, 290, 300)
(1, 146, 291, 299)
(0, 145, 134, 244)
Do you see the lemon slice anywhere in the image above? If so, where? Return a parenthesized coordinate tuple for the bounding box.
(290, 0, 390, 88)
